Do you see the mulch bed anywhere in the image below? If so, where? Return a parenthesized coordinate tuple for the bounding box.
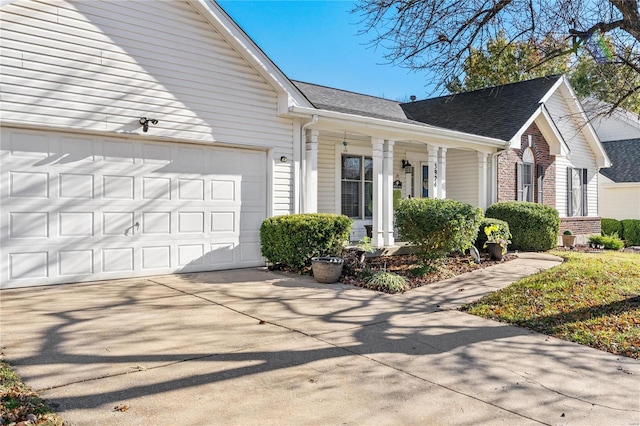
(341, 252, 516, 293)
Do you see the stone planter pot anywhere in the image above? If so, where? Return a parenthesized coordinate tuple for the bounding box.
(562, 235, 577, 248)
(311, 256, 344, 284)
(486, 242, 504, 261)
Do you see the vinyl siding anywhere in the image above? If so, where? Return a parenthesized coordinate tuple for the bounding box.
(591, 114, 640, 142)
(0, 0, 295, 214)
(317, 135, 339, 214)
(598, 176, 640, 220)
(546, 91, 598, 217)
(446, 149, 479, 206)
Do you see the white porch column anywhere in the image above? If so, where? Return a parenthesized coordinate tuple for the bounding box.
(427, 145, 438, 198)
(383, 140, 395, 246)
(438, 147, 447, 199)
(478, 152, 488, 210)
(304, 129, 319, 213)
(371, 137, 384, 247)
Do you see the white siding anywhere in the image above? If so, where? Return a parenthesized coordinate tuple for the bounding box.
(0, 0, 295, 215)
(591, 114, 640, 142)
(598, 176, 640, 220)
(547, 92, 599, 217)
(446, 149, 478, 206)
(318, 135, 338, 214)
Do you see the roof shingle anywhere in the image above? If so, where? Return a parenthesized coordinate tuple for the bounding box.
(600, 138, 640, 183)
(400, 76, 561, 141)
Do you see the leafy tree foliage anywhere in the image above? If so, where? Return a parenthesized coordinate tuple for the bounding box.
(446, 32, 640, 113)
(355, 0, 640, 113)
(446, 32, 569, 93)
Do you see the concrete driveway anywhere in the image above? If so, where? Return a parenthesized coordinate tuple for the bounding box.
(1, 254, 639, 425)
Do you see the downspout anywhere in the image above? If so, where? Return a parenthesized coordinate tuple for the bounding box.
(299, 114, 318, 213)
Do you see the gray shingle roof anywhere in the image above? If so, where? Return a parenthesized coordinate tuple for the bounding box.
(293, 76, 563, 141)
(399, 76, 561, 141)
(600, 138, 640, 183)
(292, 80, 426, 125)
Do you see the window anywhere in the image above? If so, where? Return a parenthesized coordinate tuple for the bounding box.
(517, 148, 535, 202)
(567, 168, 588, 216)
(341, 155, 372, 218)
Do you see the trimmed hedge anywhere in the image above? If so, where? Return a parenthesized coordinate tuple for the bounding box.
(475, 218, 511, 251)
(622, 219, 640, 246)
(260, 213, 352, 271)
(485, 201, 560, 251)
(395, 198, 483, 262)
(601, 218, 623, 238)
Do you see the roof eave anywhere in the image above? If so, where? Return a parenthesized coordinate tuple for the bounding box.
(289, 105, 508, 150)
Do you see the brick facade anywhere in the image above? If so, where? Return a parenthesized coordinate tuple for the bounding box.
(497, 123, 556, 207)
(560, 217, 601, 235)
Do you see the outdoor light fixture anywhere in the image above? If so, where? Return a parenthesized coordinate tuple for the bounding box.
(139, 117, 159, 133)
(342, 131, 348, 152)
(401, 159, 413, 172)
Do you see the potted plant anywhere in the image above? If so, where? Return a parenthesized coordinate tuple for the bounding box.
(483, 224, 511, 260)
(311, 256, 344, 283)
(562, 230, 577, 248)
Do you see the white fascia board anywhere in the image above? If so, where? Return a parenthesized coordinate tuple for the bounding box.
(508, 106, 540, 148)
(539, 107, 571, 156)
(539, 75, 565, 104)
(557, 76, 611, 168)
(190, 0, 312, 112)
(289, 105, 507, 152)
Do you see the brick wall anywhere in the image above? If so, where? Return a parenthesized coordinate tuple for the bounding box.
(497, 123, 556, 208)
(559, 217, 601, 245)
(560, 217, 601, 235)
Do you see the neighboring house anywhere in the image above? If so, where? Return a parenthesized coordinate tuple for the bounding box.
(598, 139, 640, 220)
(0, 0, 609, 289)
(585, 103, 640, 220)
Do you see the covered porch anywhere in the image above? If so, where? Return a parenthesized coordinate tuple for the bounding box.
(299, 126, 506, 247)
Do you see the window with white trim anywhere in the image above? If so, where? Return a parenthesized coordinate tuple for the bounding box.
(517, 148, 535, 202)
(567, 168, 588, 216)
(341, 155, 373, 219)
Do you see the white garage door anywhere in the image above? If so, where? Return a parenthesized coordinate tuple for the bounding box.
(1, 129, 267, 289)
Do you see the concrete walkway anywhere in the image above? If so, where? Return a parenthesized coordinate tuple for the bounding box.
(1, 254, 638, 425)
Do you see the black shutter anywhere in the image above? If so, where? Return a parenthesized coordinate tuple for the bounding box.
(516, 163, 523, 201)
(582, 168, 588, 216)
(567, 167, 573, 216)
(537, 164, 543, 204)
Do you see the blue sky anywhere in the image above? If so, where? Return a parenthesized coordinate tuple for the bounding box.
(217, 0, 438, 101)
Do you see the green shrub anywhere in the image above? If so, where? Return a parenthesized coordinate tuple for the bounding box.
(395, 198, 483, 262)
(260, 213, 352, 271)
(485, 201, 560, 251)
(366, 271, 409, 293)
(588, 234, 624, 250)
(622, 219, 640, 246)
(601, 218, 623, 238)
(475, 218, 510, 251)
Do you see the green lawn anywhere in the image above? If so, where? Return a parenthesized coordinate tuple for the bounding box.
(1, 359, 66, 425)
(463, 250, 640, 358)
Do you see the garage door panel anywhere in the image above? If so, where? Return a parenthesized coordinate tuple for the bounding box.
(1, 130, 268, 288)
(59, 173, 94, 199)
(59, 212, 95, 237)
(142, 177, 171, 199)
(102, 175, 135, 200)
(58, 249, 94, 276)
(141, 246, 172, 270)
(9, 171, 49, 199)
(9, 212, 49, 239)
